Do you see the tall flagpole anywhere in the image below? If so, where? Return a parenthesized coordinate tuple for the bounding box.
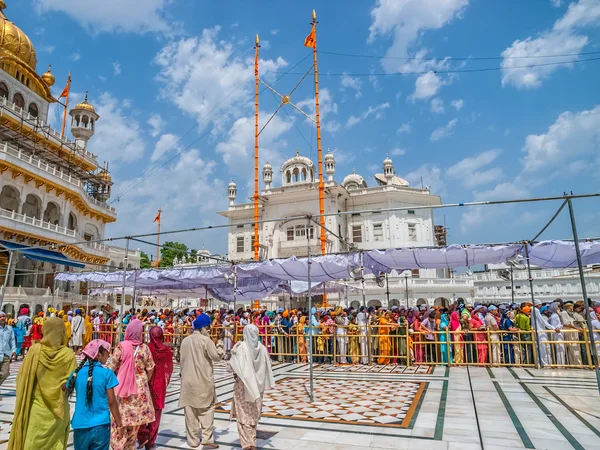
(156, 208, 162, 268)
(60, 72, 71, 137)
(254, 35, 260, 261)
(311, 10, 326, 257)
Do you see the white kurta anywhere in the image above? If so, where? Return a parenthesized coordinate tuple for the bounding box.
(70, 315, 84, 346)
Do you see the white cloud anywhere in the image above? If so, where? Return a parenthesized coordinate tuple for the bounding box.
(501, 0, 600, 89)
(391, 148, 406, 156)
(522, 105, 600, 172)
(430, 97, 445, 114)
(346, 102, 390, 128)
(451, 99, 464, 111)
(340, 73, 362, 98)
(446, 149, 503, 189)
(86, 92, 146, 163)
(430, 118, 458, 142)
(551, 0, 563, 6)
(70, 51, 81, 61)
(112, 62, 121, 75)
(397, 122, 412, 134)
(35, 0, 173, 34)
(411, 71, 443, 101)
(404, 164, 445, 193)
(368, 0, 469, 73)
(331, 148, 356, 165)
(155, 27, 288, 128)
(296, 88, 340, 133)
(271, 29, 279, 35)
(151, 133, 179, 161)
(147, 113, 165, 138)
(39, 45, 55, 54)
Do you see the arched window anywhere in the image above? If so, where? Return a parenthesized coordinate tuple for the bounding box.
(82, 115, 89, 127)
(28, 102, 38, 118)
(3, 304, 14, 317)
(22, 194, 42, 219)
(43, 202, 61, 225)
(286, 171, 291, 184)
(67, 212, 77, 231)
(416, 298, 428, 306)
(13, 93, 25, 109)
(0, 185, 20, 211)
(90, 118, 94, 130)
(350, 301, 361, 310)
(0, 82, 8, 99)
(367, 299, 382, 308)
(75, 115, 80, 126)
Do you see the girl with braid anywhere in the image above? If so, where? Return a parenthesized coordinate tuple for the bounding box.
(65, 339, 122, 449)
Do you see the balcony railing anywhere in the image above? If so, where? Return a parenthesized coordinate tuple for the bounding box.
(0, 96, 98, 163)
(0, 207, 110, 253)
(0, 142, 116, 216)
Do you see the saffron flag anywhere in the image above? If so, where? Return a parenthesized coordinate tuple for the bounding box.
(304, 26, 316, 49)
(59, 77, 70, 99)
(153, 210, 161, 223)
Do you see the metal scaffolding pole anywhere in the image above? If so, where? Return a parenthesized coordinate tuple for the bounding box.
(0, 250, 14, 311)
(524, 243, 543, 369)
(120, 238, 130, 320)
(567, 198, 600, 395)
(306, 218, 314, 401)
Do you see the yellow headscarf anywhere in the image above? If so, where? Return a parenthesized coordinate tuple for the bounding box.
(8, 318, 77, 450)
(83, 316, 93, 346)
(63, 314, 72, 342)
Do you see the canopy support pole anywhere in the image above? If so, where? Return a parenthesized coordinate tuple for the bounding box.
(524, 243, 543, 369)
(120, 238, 130, 339)
(0, 250, 14, 311)
(567, 198, 600, 395)
(306, 218, 314, 401)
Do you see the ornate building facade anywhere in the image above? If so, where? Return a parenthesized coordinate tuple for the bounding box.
(219, 151, 474, 309)
(0, 1, 139, 315)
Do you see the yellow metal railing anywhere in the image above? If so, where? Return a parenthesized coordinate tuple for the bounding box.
(93, 322, 598, 369)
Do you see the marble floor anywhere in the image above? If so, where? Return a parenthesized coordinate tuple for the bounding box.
(0, 360, 599, 449)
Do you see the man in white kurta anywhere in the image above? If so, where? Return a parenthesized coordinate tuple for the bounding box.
(179, 313, 224, 448)
(70, 309, 84, 353)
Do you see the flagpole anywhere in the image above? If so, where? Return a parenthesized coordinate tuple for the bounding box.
(311, 10, 328, 308)
(156, 208, 162, 268)
(254, 35, 260, 261)
(311, 10, 326, 257)
(61, 72, 71, 137)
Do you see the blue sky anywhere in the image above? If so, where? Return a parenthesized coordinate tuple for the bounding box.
(9, 0, 600, 255)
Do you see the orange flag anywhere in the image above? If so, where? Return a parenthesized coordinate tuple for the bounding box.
(59, 75, 71, 99)
(153, 210, 161, 223)
(304, 25, 316, 49)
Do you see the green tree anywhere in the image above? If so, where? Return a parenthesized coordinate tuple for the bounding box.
(159, 241, 189, 268)
(140, 252, 152, 269)
(187, 248, 198, 263)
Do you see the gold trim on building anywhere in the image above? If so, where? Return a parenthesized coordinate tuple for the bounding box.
(0, 227, 110, 265)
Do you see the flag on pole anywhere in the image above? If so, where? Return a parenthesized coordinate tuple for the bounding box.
(304, 25, 316, 48)
(153, 210, 161, 223)
(59, 74, 71, 99)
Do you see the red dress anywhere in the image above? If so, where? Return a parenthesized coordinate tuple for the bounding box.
(30, 323, 43, 341)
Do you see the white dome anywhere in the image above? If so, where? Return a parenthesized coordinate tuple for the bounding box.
(263, 161, 272, 170)
(281, 150, 315, 171)
(325, 150, 334, 162)
(228, 179, 237, 188)
(383, 155, 393, 165)
(342, 171, 367, 189)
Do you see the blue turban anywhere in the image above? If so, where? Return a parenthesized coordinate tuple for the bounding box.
(540, 305, 549, 314)
(193, 313, 211, 330)
(311, 307, 317, 315)
(75, 309, 82, 314)
(278, 307, 284, 313)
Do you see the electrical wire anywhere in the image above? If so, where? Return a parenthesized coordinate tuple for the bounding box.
(110, 53, 313, 205)
(319, 49, 600, 61)
(264, 56, 600, 77)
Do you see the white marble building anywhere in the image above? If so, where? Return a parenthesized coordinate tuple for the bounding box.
(0, 3, 138, 315)
(219, 151, 474, 309)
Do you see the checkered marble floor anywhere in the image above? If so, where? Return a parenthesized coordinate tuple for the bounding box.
(217, 377, 424, 427)
(1, 358, 600, 449)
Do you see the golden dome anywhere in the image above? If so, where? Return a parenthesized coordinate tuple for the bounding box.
(73, 91, 96, 113)
(0, 1, 37, 71)
(98, 167, 111, 182)
(41, 64, 55, 87)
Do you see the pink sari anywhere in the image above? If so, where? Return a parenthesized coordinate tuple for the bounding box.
(114, 319, 143, 398)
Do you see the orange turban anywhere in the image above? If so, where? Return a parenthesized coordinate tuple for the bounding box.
(522, 306, 531, 313)
(282, 310, 289, 318)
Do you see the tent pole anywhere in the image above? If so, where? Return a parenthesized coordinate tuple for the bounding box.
(524, 243, 543, 369)
(120, 238, 130, 340)
(306, 218, 314, 401)
(0, 250, 14, 311)
(567, 198, 600, 395)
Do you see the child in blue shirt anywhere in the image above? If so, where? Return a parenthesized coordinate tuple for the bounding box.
(65, 339, 122, 450)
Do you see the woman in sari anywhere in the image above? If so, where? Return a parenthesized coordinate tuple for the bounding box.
(439, 312, 452, 364)
(377, 312, 395, 364)
(108, 319, 156, 450)
(469, 310, 488, 364)
(12, 319, 26, 358)
(9, 317, 77, 450)
(411, 311, 424, 363)
(83, 314, 93, 347)
(210, 314, 222, 345)
(348, 316, 360, 364)
(137, 326, 173, 450)
(62, 315, 72, 346)
(261, 312, 272, 354)
(296, 316, 308, 363)
(229, 324, 275, 450)
(449, 311, 464, 364)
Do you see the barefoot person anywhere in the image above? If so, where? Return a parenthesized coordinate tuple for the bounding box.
(228, 324, 274, 450)
(179, 313, 223, 449)
(9, 317, 77, 450)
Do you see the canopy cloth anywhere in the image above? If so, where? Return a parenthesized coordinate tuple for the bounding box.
(54, 240, 600, 302)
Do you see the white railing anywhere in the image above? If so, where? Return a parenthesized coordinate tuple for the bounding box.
(469, 269, 600, 282)
(0, 96, 98, 163)
(0, 142, 116, 215)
